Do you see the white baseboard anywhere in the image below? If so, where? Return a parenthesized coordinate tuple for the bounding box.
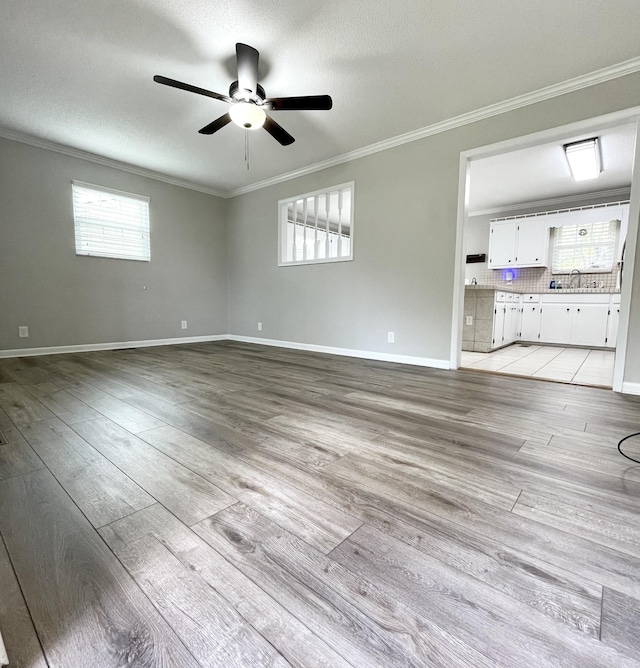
(621, 382, 640, 396)
(0, 335, 228, 359)
(0, 629, 8, 666)
(227, 335, 450, 369)
(0, 332, 449, 370)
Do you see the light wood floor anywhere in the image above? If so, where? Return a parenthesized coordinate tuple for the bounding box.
(1, 342, 640, 667)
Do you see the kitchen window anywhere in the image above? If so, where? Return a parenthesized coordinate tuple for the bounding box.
(551, 219, 618, 274)
(278, 183, 354, 266)
(72, 182, 150, 261)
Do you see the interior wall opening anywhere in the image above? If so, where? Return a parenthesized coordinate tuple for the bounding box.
(452, 113, 640, 390)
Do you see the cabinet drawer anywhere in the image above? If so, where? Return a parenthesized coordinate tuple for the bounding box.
(523, 293, 539, 303)
(541, 293, 610, 304)
(495, 291, 506, 302)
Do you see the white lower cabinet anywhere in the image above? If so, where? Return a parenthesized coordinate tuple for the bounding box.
(539, 305, 573, 343)
(538, 294, 612, 347)
(606, 305, 620, 348)
(492, 293, 521, 348)
(570, 305, 609, 347)
(489, 291, 618, 350)
(520, 305, 541, 341)
(492, 303, 506, 348)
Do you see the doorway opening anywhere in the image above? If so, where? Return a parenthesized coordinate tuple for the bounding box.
(451, 110, 640, 391)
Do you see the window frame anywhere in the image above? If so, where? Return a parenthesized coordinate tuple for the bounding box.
(550, 218, 619, 275)
(72, 181, 151, 262)
(277, 181, 355, 267)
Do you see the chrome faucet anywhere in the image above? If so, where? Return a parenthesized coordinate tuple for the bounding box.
(471, 277, 477, 285)
(569, 269, 581, 289)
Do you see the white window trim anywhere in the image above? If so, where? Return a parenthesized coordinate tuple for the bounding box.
(550, 218, 620, 275)
(278, 181, 355, 267)
(72, 180, 151, 262)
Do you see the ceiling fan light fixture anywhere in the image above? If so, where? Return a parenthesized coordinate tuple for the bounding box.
(229, 102, 266, 129)
(564, 137, 601, 181)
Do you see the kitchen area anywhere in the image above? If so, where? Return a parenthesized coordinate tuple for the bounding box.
(459, 125, 635, 388)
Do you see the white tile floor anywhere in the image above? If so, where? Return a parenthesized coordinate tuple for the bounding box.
(460, 344, 615, 387)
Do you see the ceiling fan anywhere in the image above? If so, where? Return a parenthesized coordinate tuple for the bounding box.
(153, 43, 332, 146)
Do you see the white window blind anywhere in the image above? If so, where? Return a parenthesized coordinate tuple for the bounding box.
(72, 182, 150, 261)
(551, 220, 618, 274)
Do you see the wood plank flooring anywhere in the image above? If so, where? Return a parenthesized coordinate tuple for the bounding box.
(0, 341, 639, 666)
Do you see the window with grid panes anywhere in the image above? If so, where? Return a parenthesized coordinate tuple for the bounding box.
(551, 219, 618, 274)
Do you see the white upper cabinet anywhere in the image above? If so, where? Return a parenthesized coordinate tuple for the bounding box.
(515, 219, 549, 266)
(488, 222, 518, 267)
(488, 219, 549, 269)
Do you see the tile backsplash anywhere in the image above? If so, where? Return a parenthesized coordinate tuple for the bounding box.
(467, 265, 620, 293)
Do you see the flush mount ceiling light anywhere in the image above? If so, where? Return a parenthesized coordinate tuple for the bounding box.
(564, 137, 601, 181)
(228, 102, 266, 129)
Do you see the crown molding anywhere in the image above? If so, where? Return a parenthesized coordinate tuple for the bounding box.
(3, 56, 640, 199)
(0, 128, 227, 198)
(468, 187, 632, 217)
(228, 56, 640, 197)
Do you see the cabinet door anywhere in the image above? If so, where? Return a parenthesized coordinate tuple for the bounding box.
(606, 307, 620, 348)
(492, 304, 505, 348)
(571, 305, 608, 347)
(489, 222, 517, 268)
(515, 219, 549, 267)
(503, 305, 519, 344)
(521, 306, 541, 341)
(539, 305, 573, 344)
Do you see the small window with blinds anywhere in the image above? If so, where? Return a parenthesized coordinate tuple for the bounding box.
(72, 182, 150, 261)
(551, 219, 618, 274)
(278, 182, 354, 266)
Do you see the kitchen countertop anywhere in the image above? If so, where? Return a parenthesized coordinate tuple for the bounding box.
(465, 285, 620, 295)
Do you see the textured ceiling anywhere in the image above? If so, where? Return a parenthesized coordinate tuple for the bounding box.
(468, 123, 637, 214)
(1, 0, 640, 194)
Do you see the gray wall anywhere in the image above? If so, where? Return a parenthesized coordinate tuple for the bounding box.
(0, 138, 228, 350)
(227, 72, 640, 380)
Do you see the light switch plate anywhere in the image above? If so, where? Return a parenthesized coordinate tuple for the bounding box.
(18, 326, 29, 338)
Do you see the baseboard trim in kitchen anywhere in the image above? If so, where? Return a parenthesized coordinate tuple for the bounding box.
(621, 382, 640, 396)
(0, 335, 228, 358)
(228, 335, 451, 370)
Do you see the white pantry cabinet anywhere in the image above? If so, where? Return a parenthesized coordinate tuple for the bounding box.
(488, 219, 549, 269)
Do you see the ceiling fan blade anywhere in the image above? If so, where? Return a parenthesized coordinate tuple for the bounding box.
(153, 75, 232, 103)
(198, 114, 232, 135)
(263, 116, 295, 146)
(265, 95, 333, 111)
(236, 43, 259, 96)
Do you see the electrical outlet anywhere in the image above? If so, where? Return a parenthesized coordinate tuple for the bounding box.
(257, 322, 263, 332)
(466, 315, 473, 326)
(18, 326, 29, 338)
(181, 320, 188, 330)
(387, 331, 395, 344)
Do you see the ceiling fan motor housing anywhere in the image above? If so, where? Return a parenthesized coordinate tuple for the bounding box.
(229, 80, 266, 104)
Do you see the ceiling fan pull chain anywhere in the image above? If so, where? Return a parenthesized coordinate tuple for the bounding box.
(245, 130, 250, 170)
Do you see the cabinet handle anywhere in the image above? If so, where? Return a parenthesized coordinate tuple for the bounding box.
(566, 308, 570, 312)
(577, 308, 581, 312)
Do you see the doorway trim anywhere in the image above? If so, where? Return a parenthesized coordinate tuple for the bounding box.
(451, 106, 640, 393)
